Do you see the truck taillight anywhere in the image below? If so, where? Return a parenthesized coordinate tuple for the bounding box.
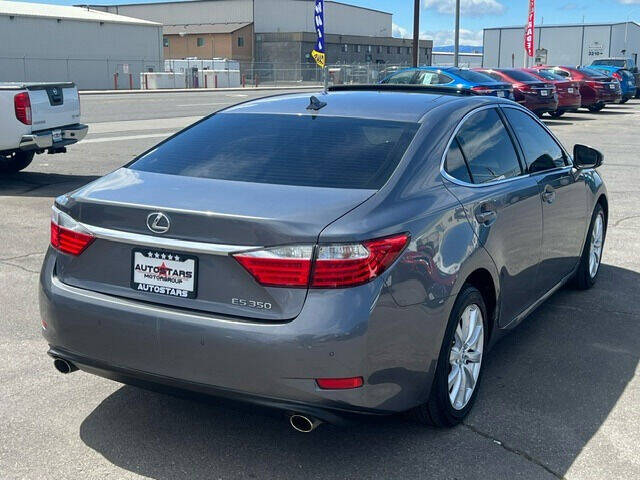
(14, 92, 32, 125)
(234, 234, 409, 289)
(51, 206, 95, 256)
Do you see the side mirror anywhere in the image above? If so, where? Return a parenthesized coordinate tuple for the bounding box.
(573, 144, 604, 169)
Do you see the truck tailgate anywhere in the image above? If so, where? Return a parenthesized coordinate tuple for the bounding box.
(28, 84, 80, 131)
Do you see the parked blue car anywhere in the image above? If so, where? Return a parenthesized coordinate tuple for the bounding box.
(380, 66, 514, 99)
(589, 65, 637, 102)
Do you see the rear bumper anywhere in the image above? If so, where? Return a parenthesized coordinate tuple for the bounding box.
(40, 250, 446, 419)
(520, 95, 559, 113)
(20, 123, 88, 151)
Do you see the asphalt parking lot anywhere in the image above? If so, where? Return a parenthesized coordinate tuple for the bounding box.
(1, 89, 639, 480)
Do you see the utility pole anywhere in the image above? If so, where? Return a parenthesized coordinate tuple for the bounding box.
(453, 0, 460, 67)
(412, 0, 420, 67)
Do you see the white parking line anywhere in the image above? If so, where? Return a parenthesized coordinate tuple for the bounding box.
(176, 102, 229, 107)
(83, 133, 172, 144)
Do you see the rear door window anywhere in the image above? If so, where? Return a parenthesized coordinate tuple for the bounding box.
(130, 113, 419, 189)
(444, 138, 472, 183)
(502, 108, 567, 173)
(383, 70, 418, 84)
(452, 108, 523, 184)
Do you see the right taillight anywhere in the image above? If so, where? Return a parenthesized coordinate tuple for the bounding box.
(14, 92, 32, 125)
(51, 207, 95, 256)
(233, 234, 409, 289)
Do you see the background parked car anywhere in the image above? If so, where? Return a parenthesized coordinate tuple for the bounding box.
(530, 66, 621, 112)
(380, 67, 514, 99)
(589, 65, 637, 103)
(523, 68, 582, 118)
(591, 57, 640, 97)
(474, 68, 558, 117)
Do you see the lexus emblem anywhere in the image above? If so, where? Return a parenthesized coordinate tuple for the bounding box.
(146, 212, 170, 234)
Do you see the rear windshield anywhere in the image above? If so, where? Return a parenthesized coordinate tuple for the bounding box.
(501, 69, 540, 82)
(130, 113, 419, 189)
(592, 59, 625, 67)
(455, 69, 496, 83)
(579, 67, 608, 79)
(532, 69, 564, 81)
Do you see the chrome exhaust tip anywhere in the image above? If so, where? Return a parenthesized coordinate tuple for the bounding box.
(289, 414, 322, 433)
(53, 357, 78, 374)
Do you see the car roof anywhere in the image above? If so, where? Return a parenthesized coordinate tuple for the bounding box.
(222, 89, 510, 124)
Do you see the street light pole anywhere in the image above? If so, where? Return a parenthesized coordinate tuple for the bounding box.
(454, 0, 460, 67)
(412, 0, 420, 67)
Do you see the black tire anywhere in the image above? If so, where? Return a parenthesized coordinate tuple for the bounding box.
(412, 285, 488, 427)
(620, 98, 629, 104)
(588, 104, 604, 112)
(536, 111, 545, 118)
(0, 151, 34, 174)
(574, 204, 606, 290)
(549, 110, 564, 118)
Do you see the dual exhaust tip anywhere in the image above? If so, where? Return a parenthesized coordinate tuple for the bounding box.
(289, 414, 322, 433)
(52, 358, 322, 432)
(53, 357, 78, 374)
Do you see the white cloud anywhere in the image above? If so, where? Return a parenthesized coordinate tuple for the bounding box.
(421, 29, 484, 46)
(392, 22, 410, 38)
(618, 1, 640, 4)
(423, 0, 505, 17)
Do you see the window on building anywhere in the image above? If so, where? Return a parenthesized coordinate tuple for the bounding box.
(424, 48, 429, 56)
(237, 36, 244, 47)
(397, 46, 402, 54)
(387, 46, 391, 54)
(356, 45, 362, 53)
(197, 37, 205, 47)
(377, 45, 382, 54)
(342, 44, 348, 53)
(407, 47, 412, 55)
(367, 45, 372, 53)
(163, 37, 170, 48)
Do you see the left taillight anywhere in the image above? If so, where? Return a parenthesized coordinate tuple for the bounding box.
(50, 206, 95, 256)
(14, 92, 32, 125)
(233, 233, 409, 289)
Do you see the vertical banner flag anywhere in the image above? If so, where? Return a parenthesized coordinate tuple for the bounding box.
(525, 0, 535, 57)
(311, 0, 326, 68)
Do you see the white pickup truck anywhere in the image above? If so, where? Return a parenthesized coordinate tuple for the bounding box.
(0, 82, 88, 173)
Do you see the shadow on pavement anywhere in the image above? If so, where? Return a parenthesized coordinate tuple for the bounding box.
(79, 264, 639, 479)
(0, 172, 99, 197)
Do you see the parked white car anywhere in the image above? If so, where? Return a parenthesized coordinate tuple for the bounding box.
(0, 82, 87, 173)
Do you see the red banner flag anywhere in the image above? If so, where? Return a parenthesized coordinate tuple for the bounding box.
(525, 0, 535, 57)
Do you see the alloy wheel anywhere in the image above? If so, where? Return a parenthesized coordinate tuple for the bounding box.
(448, 304, 484, 410)
(589, 212, 604, 278)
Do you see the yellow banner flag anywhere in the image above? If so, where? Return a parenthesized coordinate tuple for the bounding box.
(311, 50, 326, 68)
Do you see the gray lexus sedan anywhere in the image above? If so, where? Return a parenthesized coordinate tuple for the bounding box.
(40, 86, 608, 432)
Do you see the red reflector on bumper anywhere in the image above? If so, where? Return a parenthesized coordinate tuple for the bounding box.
(316, 377, 364, 390)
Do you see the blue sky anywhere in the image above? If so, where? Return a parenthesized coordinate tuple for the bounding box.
(14, 0, 640, 46)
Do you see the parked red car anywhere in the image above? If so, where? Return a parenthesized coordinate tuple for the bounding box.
(474, 68, 558, 116)
(530, 65, 621, 112)
(523, 68, 582, 118)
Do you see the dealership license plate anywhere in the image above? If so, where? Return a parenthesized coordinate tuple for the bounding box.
(609, 84, 616, 89)
(540, 90, 549, 96)
(568, 87, 574, 93)
(497, 90, 506, 98)
(131, 249, 197, 298)
(52, 129, 62, 142)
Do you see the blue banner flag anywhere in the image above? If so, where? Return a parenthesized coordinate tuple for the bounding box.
(311, 0, 326, 68)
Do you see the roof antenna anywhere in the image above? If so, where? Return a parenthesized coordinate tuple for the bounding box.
(306, 95, 327, 111)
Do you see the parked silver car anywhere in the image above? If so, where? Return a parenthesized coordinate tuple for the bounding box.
(40, 86, 608, 432)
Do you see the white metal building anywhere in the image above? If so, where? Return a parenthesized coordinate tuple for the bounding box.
(483, 22, 640, 68)
(432, 52, 483, 68)
(0, 1, 163, 90)
(93, 0, 392, 37)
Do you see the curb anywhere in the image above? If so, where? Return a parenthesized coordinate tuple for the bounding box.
(79, 85, 323, 95)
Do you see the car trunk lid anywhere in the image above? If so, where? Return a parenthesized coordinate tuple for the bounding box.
(54, 168, 375, 320)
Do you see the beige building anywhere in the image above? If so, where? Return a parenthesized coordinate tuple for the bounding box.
(162, 22, 253, 60)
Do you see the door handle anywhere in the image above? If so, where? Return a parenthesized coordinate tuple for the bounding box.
(542, 185, 556, 204)
(475, 206, 497, 225)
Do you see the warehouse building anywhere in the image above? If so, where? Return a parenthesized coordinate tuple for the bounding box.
(432, 51, 483, 68)
(0, 1, 163, 90)
(90, 0, 432, 68)
(483, 22, 640, 68)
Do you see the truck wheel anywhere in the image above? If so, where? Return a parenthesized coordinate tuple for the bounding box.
(411, 286, 487, 427)
(0, 151, 34, 174)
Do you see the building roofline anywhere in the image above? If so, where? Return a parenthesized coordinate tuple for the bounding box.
(83, 0, 392, 16)
(484, 21, 640, 31)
